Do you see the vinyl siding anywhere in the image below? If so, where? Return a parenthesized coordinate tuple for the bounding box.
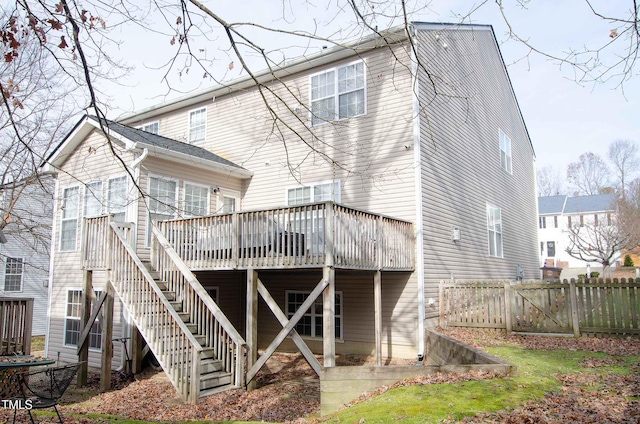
(415, 26, 539, 318)
(0, 177, 54, 335)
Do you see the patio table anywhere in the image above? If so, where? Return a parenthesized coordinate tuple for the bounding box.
(0, 357, 55, 399)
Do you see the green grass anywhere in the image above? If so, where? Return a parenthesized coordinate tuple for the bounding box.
(30, 335, 45, 352)
(320, 347, 637, 424)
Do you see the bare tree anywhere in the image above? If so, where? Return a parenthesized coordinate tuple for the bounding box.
(536, 165, 564, 196)
(608, 139, 640, 198)
(565, 216, 631, 277)
(617, 176, 640, 248)
(566, 152, 611, 195)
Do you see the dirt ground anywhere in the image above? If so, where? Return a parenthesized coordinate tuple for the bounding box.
(3, 330, 640, 423)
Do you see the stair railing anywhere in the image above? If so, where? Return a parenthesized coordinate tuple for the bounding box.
(151, 222, 247, 390)
(108, 222, 204, 402)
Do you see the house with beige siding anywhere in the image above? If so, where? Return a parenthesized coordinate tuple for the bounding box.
(41, 22, 539, 401)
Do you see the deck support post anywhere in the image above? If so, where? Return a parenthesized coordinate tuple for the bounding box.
(323, 266, 335, 368)
(130, 324, 144, 374)
(246, 268, 258, 390)
(100, 281, 114, 391)
(374, 270, 382, 366)
(77, 269, 93, 387)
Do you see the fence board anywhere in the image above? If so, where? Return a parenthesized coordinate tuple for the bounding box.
(441, 279, 640, 336)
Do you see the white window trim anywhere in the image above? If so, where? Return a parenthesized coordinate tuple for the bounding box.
(285, 290, 343, 340)
(183, 181, 210, 217)
(84, 181, 103, 218)
(188, 107, 207, 144)
(60, 185, 80, 252)
(107, 175, 129, 221)
(284, 180, 341, 205)
(63, 288, 103, 351)
(137, 121, 159, 134)
(487, 203, 504, 258)
(146, 174, 179, 247)
(499, 129, 513, 174)
(214, 188, 240, 214)
(309, 60, 367, 126)
(3, 257, 24, 292)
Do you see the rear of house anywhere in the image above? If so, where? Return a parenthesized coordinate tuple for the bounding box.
(41, 22, 538, 399)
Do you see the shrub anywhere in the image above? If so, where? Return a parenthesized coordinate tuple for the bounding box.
(577, 274, 587, 279)
(590, 271, 600, 278)
(624, 254, 635, 267)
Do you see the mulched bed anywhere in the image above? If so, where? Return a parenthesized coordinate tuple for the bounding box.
(2, 330, 639, 423)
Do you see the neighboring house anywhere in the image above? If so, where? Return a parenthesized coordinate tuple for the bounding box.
(41, 23, 539, 401)
(538, 193, 617, 270)
(0, 175, 54, 336)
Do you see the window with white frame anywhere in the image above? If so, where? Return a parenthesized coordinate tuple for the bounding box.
(311, 61, 365, 126)
(84, 181, 103, 218)
(64, 289, 102, 349)
(137, 122, 159, 134)
(184, 182, 209, 217)
(487, 203, 503, 258)
(60, 186, 79, 251)
(499, 129, 512, 173)
(221, 196, 236, 213)
(3, 258, 23, 292)
(148, 175, 178, 245)
(189, 108, 206, 143)
(286, 291, 342, 339)
(539, 216, 546, 229)
(287, 181, 340, 206)
(107, 176, 128, 222)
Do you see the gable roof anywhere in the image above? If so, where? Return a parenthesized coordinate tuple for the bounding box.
(42, 115, 252, 178)
(538, 193, 616, 215)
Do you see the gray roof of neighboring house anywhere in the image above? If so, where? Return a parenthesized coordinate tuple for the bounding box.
(538, 193, 616, 215)
(88, 116, 246, 171)
(538, 195, 567, 215)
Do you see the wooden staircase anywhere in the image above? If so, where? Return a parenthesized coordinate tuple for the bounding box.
(93, 218, 246, 402)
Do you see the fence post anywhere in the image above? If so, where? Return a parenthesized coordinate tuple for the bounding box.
(439, 281, 445, 328)
(504, 282, 512, 334)
(568, 279, 581, 337)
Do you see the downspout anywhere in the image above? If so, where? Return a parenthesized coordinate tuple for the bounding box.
(410, 26, 427, 360)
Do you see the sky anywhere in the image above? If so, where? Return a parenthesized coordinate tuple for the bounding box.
(99, 1, 640, 180)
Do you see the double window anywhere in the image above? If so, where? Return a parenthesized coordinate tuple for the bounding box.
(499, 129, 512, 174)
(64, 289, 102, 349)
(3, 258, 23, 292)
(487, 203, 503, 258)
(84, 181, 103, 218)
(189, 108, 207, 143)
(311, 61, 365, 126)
(286, 181, 340, 206)
(60, 186, 80, 251)
(286, 291, 343, 339)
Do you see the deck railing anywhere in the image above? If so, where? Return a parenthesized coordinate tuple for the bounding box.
(0, 298, 33, 355)
(157, 201, 415, 271)
(151, 223, 246, 388)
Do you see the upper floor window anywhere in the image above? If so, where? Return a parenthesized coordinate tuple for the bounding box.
(287, 181, 340, 205)
(487, 203, 503, 258)
(4, 257, 23, 292)
(499, 129, 512, 174)
(147, 175, 178, 245)
(84, 181, 103, 218)
(189, 107, 206, 143)
(60, 186, 79, 251)
(184, 182, 209, 217)
(137, 122, 159, 134)
(310, 61, 365, 126)
(539, 216, 546, 229)
(108, 176, 128, 222)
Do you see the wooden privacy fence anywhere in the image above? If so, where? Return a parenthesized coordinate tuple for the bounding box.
(440, 279, 640, 336)
(0, 298, 33, 355)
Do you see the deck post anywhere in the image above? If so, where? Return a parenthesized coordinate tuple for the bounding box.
(323, 266, 335, 368)
(100, 281, 114, 391)
(77, 269, 93, 387)
(130, 324, 144, 374)
(374, 270, 382, 366)
(246, 268, 258, 389)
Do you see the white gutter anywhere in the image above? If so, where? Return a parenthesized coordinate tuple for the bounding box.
(44, 177, 60, 358)
(410, 26, 426, 360)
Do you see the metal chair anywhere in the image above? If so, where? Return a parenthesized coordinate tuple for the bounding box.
(13, 363, 82, 424)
